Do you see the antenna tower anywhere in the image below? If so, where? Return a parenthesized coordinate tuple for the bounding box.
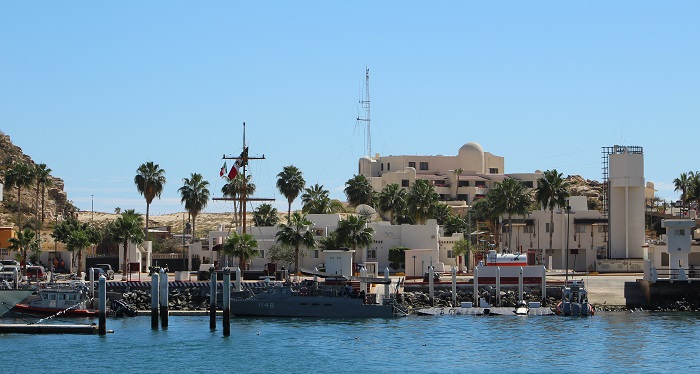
(356, 67, 371, 157)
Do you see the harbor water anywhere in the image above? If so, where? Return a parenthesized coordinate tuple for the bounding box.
(2, 311, 700, 373)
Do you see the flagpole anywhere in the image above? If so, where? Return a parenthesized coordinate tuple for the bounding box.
(242, 122, 247, 235)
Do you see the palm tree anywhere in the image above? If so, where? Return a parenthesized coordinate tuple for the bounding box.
(134, 161, 166, 238)
(688, 172, 700, 215)
(9, 228, 36, 275)
(275, 212, 316, 274)
(472, 197, 499, 248)
(407, 179, 439, 224)
(222, 231, 259, 270)
(33, 163, 53, 229)
(378, 183, 407, 225)
(489, 177, 532, 251)
(222, 174, 256, 227)
(109, 209, 145, 278)
(301, 184, 333, 214)
(344, 174, 373, 207)
(253, 203, 279, 227)
(673, 172, 691, 206)
(276, 165, 306, 221)
(443, 214, 468, 236)
(179, 173, 210, 241)
(452, 238, 471, 272)
(535, 169, 570, 258)
(4, 162, 35, 229)
(336, 215, 374, 265)
(452, 167, 464, 199)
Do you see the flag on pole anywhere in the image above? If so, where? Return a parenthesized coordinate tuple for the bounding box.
(228, 161, 240, 179)
(227, 147, 248, 179)
(219, 162, 227, 177)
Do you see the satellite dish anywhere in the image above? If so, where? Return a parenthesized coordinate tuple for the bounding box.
(355, 204, 377, 222)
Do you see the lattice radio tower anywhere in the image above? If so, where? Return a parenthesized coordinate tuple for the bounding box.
(356, 67, 371, 157)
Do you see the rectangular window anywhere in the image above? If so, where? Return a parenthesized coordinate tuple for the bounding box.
(458, 181, 469, 187)
(546, 223, 554, 233)
(457, 194, 468, 201)
(401, 179, 409, 187)
(367, 249, 377, 259)
(661, 252, 669, 267)
(381, 163, 384, 171)
(259, 250, 265, 258)
(408, 161, 416, 168)
(419, 162, 429, 170)
(313, 250, 319, 259)
(575, 225, 586, 233)
(434, 180, 446, 186)
(523, 226, 534, 234)
(447, 250, 454, 259)
(598, 225, 608, 233)
(523, 181, 533, 188)
(475, 181, 486, 188)
(489, 168, 499, 174)
(676, 229, 686, 236)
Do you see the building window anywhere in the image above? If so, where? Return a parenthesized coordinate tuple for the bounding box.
(458, 180, 469, 187)
(313, 250, 319, 259)
(457, 194, 468, 201)
(523, 181, 534, 188)
(439, 194, 446, 200)
(447, 250, 455, 259)
(597, 225, 608, 233)
(402, 179, 409, 187)
(388, 163, 391, 171)
(408, 161, 416, 168)
(575, 225, 586, 233)
(475, 181, 486, 188)
(523, 226, 534, 234)
(0, 249, 8, 257)
(434, 180, 446, 186)
(675, 229, 686, 236)
(661, 253, 669, 267)
(546, 222, 554, 233)
(367, 249, 377, 259)
(489, 168, 499, 174)
(258, 250, 265, 258)
(420, 162, 429, 170)
(381, 163, 384, 171)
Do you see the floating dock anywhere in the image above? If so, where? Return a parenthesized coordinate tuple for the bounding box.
(0, 323, 100, 334)
(414, 307, 555, 316)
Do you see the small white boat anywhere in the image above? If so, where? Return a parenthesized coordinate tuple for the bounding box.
(12, 281, 98, 317)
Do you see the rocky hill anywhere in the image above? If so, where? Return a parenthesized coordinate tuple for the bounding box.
(0, 132, 75, 228)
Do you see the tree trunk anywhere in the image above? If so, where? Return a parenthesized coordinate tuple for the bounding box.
(294, 244, 299, 275)
(123, 239, 128, 280)
(17, 188, 22, 229)
(548, 209, 554, 257)
(146, 203, 150, 241)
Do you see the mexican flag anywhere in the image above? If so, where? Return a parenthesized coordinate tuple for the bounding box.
(228, 160, 241, 179)
(219, 162, 227, 177)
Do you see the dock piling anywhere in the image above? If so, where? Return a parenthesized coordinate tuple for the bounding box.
(223, 268, 230, 336)
(159, 268, 168, 328)
(151, 271, 159, 329)
(496, 267, 501, 306)
(98, 275, 106, 335)
(428, 265, 434, 306)
(451, 266, 457, 307)
(209, 266, 216, 330)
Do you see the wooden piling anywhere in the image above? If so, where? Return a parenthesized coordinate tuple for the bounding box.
(209, 266, 216, 330)
(159, 268, 168, 328)
(98, 275, 107, 335)
(151, 271, 159, 329)
(223, 268, 230, 336)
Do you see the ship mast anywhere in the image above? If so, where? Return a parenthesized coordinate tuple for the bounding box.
(214, 122, 273, 234)
(356, 67, 371, 157)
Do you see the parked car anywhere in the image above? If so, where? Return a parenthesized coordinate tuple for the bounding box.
(27, 266, 47, 281)
(95, 264, 115, 280)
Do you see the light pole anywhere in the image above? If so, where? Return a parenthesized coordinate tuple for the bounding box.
(412, 255, 416, 282)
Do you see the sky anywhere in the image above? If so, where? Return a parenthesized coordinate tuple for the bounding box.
(1, 2, 699, 216)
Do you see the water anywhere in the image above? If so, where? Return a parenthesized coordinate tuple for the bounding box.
(2, 312, 700, 373)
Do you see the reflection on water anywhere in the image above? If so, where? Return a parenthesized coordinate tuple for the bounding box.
(2, 312, 700, 373)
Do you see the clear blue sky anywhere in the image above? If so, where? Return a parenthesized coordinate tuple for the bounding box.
(2, 2, 698, 215)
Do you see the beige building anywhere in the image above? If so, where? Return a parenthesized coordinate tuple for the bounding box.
(358, 142, 543, 205)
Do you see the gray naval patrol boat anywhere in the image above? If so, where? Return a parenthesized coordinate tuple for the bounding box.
(230, 269, 407, 318)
